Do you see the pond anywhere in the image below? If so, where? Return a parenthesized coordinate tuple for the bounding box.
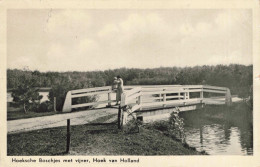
(7, 92, 49, 103)
(180, 104, 253, 155)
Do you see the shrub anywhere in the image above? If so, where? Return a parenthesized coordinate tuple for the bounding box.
(123, 119, 142, 134)
(12, 75, 42, 113)
(168, 112, 186, 143)
(37, 101, 53, 112)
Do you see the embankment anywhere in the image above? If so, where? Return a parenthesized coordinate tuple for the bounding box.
(8, 116, 203, 155)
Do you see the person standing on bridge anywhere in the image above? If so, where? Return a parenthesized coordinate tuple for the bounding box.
(115, 75, 124, 105)
(112, 77, 118, 92)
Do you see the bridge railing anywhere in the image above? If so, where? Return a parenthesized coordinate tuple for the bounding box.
(119, 85, 232, 124)
(62, 85, 232, 113)
(62, 86, 136, 112)
(62, 86, 114, 112)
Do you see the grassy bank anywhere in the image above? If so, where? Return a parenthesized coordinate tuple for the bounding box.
(7, 105, 58, 121)
(8, 103, 251, 155)
(7, 122, 203, 155)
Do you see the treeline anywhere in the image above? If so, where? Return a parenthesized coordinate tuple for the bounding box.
(8, 64, 253, 112)
(7, 64, 253, 98)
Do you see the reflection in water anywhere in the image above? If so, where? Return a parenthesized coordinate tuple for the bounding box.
(7, 92, 49, 103)
(181, 105, 253, 155)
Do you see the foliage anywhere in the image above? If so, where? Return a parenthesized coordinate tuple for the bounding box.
(8, 64, 252, 96)
(11, 70, 43, 113)
(37, 101, 53, 113)
(8, 64, 253, 109)
(145, 112, 186, 143)
(123, 118, 142, 134)
(168, 112, 186, 143)
(48, 75, 98, 111)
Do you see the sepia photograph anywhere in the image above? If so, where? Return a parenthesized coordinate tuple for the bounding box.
(1, 0, 260, 166)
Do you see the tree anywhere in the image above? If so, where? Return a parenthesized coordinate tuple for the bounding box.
(8, 64, 253, 108)
(48, 75, 98, 111)
(11, 70, 43, 113)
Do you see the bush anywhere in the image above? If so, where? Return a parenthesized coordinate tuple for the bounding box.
(11, 81, 42, 113)
(145, 112, 186, 143)
(123, 119, 142, 134)
(37, 101, 53, 112)
(169, 112, 186, 143)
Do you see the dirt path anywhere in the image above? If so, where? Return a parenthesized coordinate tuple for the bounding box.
(7, 107, 118, 134)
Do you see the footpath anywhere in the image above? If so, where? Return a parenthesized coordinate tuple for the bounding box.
(8, 107, 118, 134)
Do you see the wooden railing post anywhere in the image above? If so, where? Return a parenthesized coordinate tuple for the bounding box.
(66, 119, 71, 153)
(122, 110, 128, 125)
(107, 92, 111, 107)
(200, 88, 203, 98)
(138, 93, 142, 110)
(62, 91, 72, 112)
(119, 93, 127, 127)
(200, 88, 204, 103)
(121, 93, 126, 107)
(183, 90, 187, 105)
(54, 97, 57, 112)
(186, 89, 190, 99)
(225, 88, 232, 106)
(178, 92, 180, 100)
(118, 106, 122, 129)
(138, 95, 142, 104)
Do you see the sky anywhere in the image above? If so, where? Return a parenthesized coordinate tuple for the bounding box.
(7, 9, 252, 72)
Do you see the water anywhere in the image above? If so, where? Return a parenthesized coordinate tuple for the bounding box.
(181, 105, 253, 155)
(7, 91, 253, 155)
(7, 92, 49, 103)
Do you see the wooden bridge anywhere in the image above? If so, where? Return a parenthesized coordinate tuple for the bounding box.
(8, 84, 235, 134)
(62, 85, 232, 127)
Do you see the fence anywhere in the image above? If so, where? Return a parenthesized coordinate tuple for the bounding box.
(62, 85, 231, 112)
(119, 85, 231, 125)
(63, 86, 113, 112)
(62, 86, 135, 112)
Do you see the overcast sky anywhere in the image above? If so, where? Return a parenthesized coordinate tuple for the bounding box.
(7, 9, 252, 72)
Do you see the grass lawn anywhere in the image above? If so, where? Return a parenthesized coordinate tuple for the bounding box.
(7, 106, 58, 121)
(7, 122, 203, 156)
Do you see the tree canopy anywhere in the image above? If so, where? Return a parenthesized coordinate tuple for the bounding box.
(8, 64, 253, 112)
